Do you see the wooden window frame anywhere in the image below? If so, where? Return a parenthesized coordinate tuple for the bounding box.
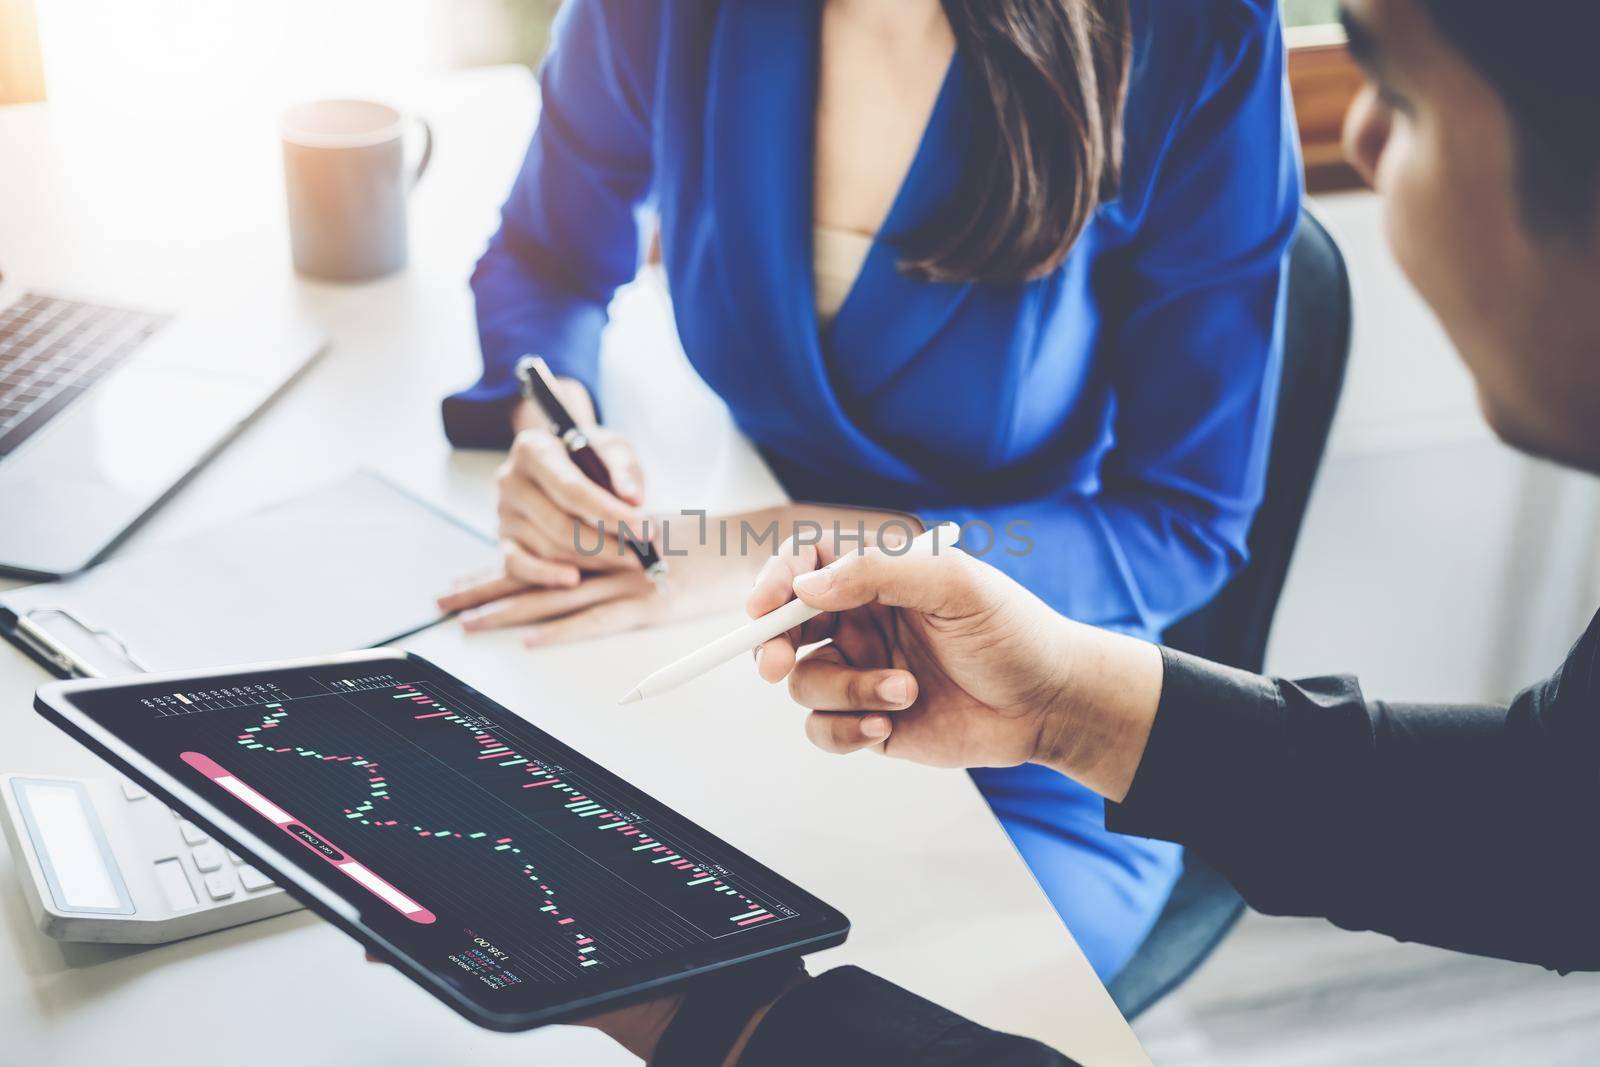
(1288, 24, 1367, 193)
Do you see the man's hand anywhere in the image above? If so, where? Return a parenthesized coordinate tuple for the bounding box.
(747, 535, 1165, 802)
(364, 953, 687, 1061)
(365, 954, 803, 1064)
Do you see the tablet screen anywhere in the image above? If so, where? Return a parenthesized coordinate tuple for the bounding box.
(59, 654, 845, 1026)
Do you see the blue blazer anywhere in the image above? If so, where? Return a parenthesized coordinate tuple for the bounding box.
(446, 0, 1302, 638)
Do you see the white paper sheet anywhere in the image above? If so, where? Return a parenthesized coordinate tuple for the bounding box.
(1, 471, 498, 676)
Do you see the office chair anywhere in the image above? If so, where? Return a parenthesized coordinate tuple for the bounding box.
(1105, 208, 1353, 1020)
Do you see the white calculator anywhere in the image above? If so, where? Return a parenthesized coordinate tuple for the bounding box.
(0, 773, 301, 943)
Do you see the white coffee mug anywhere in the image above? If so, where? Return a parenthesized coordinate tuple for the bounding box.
(281, 99, 432, 282)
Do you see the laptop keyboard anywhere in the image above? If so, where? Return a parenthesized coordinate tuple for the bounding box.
(0, 293, 168, 457)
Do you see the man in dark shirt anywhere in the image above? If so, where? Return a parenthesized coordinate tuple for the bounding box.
(571, 0, 1600, 1062)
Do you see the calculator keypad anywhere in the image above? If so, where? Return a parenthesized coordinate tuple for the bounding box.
(121, 779, 280, 904)
(238, 866, 274, 892)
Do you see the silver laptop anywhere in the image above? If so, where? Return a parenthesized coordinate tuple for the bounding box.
(0, 267, 324, 577)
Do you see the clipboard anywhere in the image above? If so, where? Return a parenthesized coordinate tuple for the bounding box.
(0, 470, 501, 679)
(1, 605, 155, 678)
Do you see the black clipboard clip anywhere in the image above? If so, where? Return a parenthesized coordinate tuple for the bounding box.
(1, 606, 151, 679)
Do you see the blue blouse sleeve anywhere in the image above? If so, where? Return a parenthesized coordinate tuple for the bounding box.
(442, 0, 657, 449)
(925, 2, 1301, 637)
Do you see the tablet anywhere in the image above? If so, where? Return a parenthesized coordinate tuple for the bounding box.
(36, 650, 848, 1030)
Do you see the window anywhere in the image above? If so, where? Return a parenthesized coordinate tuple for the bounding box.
(1285, 0, 1342, 30)
(1283, 0, 1366, 191)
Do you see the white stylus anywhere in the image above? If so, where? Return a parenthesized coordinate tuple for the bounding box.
(617, 523, 962, 704)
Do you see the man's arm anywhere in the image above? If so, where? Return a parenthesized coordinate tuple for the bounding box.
(1101, 614, 1600, 973)
(749, 536, 1600, 975)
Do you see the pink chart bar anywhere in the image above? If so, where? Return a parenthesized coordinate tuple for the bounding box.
(180, 752, 436, 925)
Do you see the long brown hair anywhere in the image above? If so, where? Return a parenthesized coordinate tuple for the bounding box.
(898, 0, 1133, 284)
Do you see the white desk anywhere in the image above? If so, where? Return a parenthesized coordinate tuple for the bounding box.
(0, 67, 1149, 1066)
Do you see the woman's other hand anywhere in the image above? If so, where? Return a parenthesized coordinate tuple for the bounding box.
(439, 503, 820, 647)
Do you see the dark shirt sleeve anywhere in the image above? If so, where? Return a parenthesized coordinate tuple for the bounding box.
(1107, 611, 1600, 972)
(735, 967, 1077, 1067)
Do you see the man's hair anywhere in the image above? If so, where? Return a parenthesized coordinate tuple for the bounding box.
(1418, 2, 1600, 237)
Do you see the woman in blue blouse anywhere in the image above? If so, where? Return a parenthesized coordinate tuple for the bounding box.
(441, 0, 1300, 980)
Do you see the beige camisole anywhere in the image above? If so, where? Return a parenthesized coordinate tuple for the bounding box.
(813, 225, 874, 328)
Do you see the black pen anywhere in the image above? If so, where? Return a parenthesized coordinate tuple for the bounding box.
(515, 356, 667, 591)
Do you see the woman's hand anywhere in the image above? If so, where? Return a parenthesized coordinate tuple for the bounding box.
(442, 500, 839, 646)
(747, 534, 1165, 801)
(438, 378, 660, 636)
(475, 381, 650, 594)
(441, 501, 916, 650)
(437, 514, 755, 646)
